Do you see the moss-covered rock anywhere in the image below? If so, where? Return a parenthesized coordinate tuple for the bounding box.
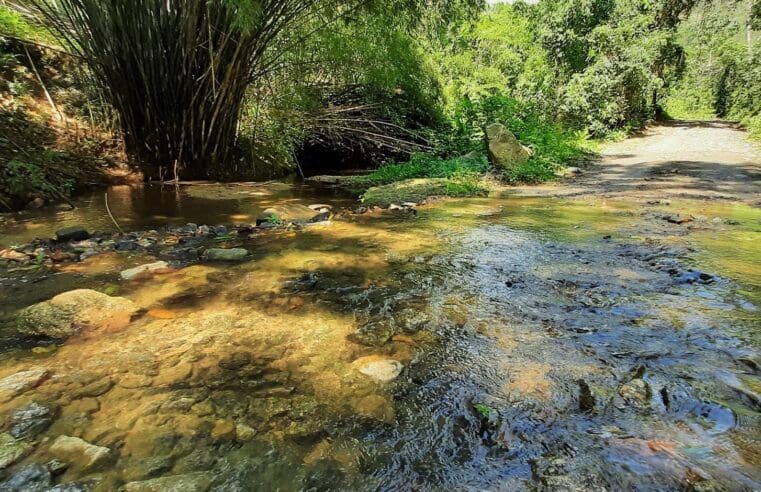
(361, 178, 450, 207)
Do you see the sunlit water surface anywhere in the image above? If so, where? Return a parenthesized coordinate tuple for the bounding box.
(0, 185, 759, 490)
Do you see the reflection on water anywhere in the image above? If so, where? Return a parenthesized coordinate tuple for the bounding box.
(0, 183, 354, 247)
(0, 191, 759, 490)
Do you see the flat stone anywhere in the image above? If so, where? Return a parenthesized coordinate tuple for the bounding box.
(122, 472, 214, 492)
(55, 227, 90, 242)
(0, 463, 51, 491)
(256, 204, 323, 225)
(9, 402, 55, 439)
(352, 356, 404, 383)
(121, 261, 171, 280)
(210, 419, 236, 440)
(14, 290, 137, 339)
(0, 432, 32, 469)
(0, 368, 50, 402)
(201, 248, 249, 262)
(49, 436, 112, 471)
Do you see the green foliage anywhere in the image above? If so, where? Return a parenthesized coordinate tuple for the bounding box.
(473, 403, 494, 419)
(361, 153, 488, 187)
(0, 6, 50, 41)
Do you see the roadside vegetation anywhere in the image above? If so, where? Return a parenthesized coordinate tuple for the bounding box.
(1, 0, 759, 209)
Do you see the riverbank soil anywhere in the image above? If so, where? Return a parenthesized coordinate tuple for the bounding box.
(0, 120, 759, 490)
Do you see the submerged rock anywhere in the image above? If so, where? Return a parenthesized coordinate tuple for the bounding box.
(122, 472, 214, 492)
(353, 356, 404, 383)
(120, 261, 171, 280)
(9, 402, 55, 439)
(13, 290, 137, 339)
(362, 179, 451, 208)
(0, 369, 50, 403)
(486, 123, 531, 170)
(0, 463, 52, 491)
(0, 432, 32, 469)
(202, 248, 249, 262)
(256, 204, 324, 225)
(49, 436, 112, 471)
(55, 227, 90, 242)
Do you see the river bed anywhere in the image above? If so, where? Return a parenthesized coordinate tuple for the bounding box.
(0, 183, 759, 490)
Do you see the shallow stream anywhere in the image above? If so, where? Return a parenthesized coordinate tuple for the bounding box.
(0, 184, 759, 490)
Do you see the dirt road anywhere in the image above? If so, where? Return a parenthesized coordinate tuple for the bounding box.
(512, 120, 761, 203)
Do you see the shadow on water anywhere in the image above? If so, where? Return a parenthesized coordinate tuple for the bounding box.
(0, 192, 759, 490)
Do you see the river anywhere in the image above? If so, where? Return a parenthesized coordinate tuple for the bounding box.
(0, 180, 759, 490)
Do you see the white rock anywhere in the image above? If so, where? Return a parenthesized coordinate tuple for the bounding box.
(121, 261, 170, 280)
(0, 369, 49, 402)
(49, 436, 112, 470)
(353, 357, 404, 383)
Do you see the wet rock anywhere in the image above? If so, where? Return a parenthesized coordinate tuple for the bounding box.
(663, 214, 693, 224)
(218, 352, 252, 371)
(211, 419, 236, 441)
(115, 240, 139, 251)
(49, 436, 112, 471)
(202, 248, 249, 262)
(256, 204, 323, 225)
(0, 463, 52, 491)
(347, 320, 395, 346)
(0, 369, 50, 403)
(235, 423, 257, 442)
(619, 378, 651, 407)
(352, 356, 403, 383)
(120, 261, 171, 280)
(307, 204, 332, 211)
(0, 249, 30, 262)
(0, 432, 31, 469)
(73, 377, 113, 398)
(486, 123, 531, 170)
(675, 270, 715, 285)
(46, 459, 69, 475)
(9, 402, 55, 439)
(55, 227, 90, 242)
(14, 290, 137, 339)
(121, 456, 174, 482)
(122, 472, 214, 492)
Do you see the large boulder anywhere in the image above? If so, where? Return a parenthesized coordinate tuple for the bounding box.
(13, 289, 137, 339)
(486, 123, 531, 170)
(255, 204, 325, 225)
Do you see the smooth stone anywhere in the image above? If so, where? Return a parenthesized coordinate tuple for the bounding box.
(0, 463, 51, 491)
(26, 197, 46, 210)
(49, 436, 112, 471)
(122, 472, 214, 492)
(352, 356, 404, 383)
(255, 204, 324, 225)
(120, 261, 171, 280)
(307, 204, 332, 210)
(14, 290, 137, 339)
(202, 248, 249, 262)
(73, 378, 113, 398)
(0, 432, 32, 469)
(0, 369, 50, 402)
(9, 402, 55, 439)
(55, 227, 90, 242)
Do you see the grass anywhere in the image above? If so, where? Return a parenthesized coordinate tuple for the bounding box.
(358, 153, 489, 187)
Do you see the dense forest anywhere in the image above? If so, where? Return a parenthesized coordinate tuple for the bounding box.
(1, 0, 760, 207)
